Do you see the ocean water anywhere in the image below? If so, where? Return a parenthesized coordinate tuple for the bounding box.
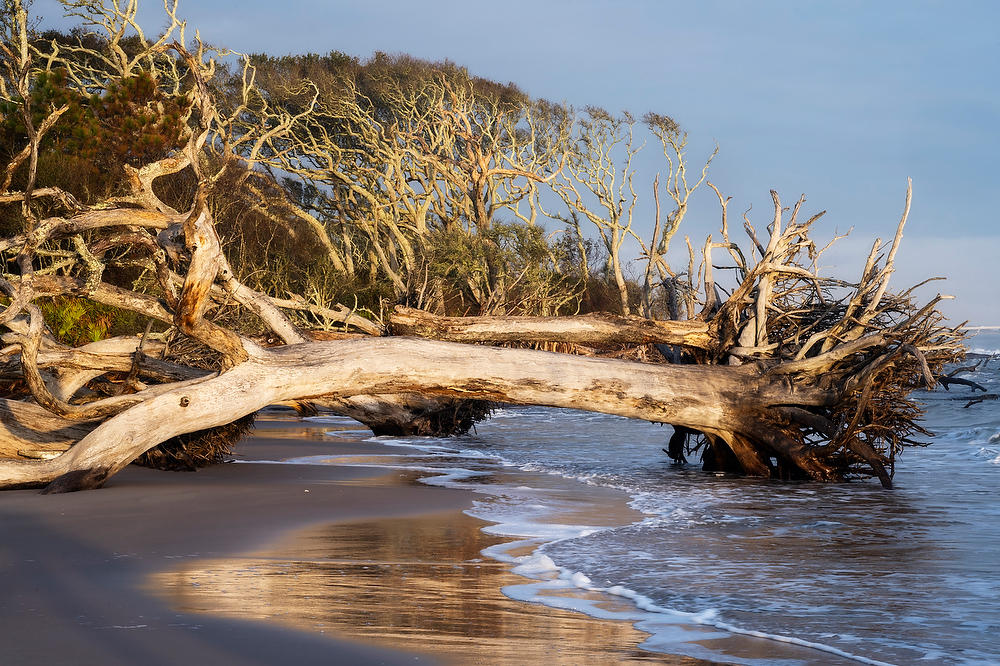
(294, 337, 1000, 665)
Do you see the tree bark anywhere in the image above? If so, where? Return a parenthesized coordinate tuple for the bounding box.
(0, 399, 96, 460)
(389, 306, 713, 349)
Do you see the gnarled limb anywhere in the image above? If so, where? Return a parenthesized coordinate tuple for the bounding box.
(33, 340, 205, 401)
(174, 196, 248, 365)
(25, 275, 173, 323)
(939, 376, 987, 392)
(266, 294, 382, 336)
(0, 208, 186, 254)
(2, 306, 149, 419)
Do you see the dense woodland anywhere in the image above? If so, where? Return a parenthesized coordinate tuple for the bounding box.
(0, 0, 965, 492)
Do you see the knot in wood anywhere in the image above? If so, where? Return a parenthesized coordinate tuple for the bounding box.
(179, 396, 190, 407)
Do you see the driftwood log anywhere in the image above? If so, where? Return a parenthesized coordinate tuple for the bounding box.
(0, 0, 964, 493)
(390, 307, 713, 349)
(0, 336, 839, 492)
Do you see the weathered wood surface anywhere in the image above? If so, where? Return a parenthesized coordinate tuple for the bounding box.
(0, 337, 834, 492)
(390, 306, 713, 349)
(0, 399, 96, 459)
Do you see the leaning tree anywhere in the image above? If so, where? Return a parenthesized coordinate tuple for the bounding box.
(0, 0, 963, 493)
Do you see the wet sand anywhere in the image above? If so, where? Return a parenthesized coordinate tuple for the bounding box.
(0, 427, 454, 665)
(0, 416, 708, 665)
(152, 508, 683, 664)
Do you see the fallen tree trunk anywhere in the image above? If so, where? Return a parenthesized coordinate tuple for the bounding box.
(390, 306, 714, 350)
(0, 337, 836, 492)
(0, 173, 959, 492)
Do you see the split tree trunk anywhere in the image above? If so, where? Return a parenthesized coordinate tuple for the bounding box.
(0, 399, 96, 460)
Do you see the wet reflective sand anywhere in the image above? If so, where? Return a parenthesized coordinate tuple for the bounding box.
(152, 511, 708, 664)
(150, 415, 850, 665)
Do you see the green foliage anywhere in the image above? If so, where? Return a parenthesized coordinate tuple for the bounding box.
(421, 222, 579, 316)
(249, 49, 527, 113)
(0, 65, 191, 202)
(38, 296, 116, 346)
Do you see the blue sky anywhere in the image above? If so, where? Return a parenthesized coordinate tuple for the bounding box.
(32, 0, 1000, 325)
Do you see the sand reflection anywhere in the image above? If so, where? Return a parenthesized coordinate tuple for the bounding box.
(152, 512, 705, 664)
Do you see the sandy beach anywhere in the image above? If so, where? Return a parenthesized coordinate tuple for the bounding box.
(0, 416, 709, 665)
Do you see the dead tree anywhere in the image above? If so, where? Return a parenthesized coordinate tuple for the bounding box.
(391, 184, 964, 488)
(547, 108, 643, 315)
(0, 0, 964, 493)
(637, 113, 716, 319)
(251, 58, 568, 312)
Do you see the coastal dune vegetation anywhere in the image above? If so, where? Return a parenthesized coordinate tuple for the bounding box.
(0, 0, 964, 492)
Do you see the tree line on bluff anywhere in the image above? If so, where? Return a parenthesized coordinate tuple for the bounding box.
(3, 34, 703, 324)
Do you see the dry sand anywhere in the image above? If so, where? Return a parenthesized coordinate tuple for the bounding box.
(0, 416, 716, 665)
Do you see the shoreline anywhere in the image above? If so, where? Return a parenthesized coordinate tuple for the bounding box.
(0, 415, 705, 665)
(152, 507, 679, 664)
(0, 423, 461, 665)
